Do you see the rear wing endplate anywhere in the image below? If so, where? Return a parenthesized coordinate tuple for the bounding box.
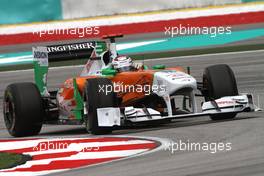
(33, 41, 107, 96)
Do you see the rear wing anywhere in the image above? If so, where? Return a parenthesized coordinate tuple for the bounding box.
(33, 41, 107, 96)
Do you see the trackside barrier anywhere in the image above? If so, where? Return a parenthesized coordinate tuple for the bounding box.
(61, 0, 240, 19)
(0, 0, 62, 25)
(1, 0, 264, 24)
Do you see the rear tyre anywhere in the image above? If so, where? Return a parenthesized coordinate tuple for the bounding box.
(3, 83, 44, 137)
(85, 78, 117, 135)
(203, 64, 238, 120)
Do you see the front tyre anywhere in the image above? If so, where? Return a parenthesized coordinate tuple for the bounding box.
(85, 78, 117, 135)
(3, 83, 44, 137)
(203, 64, 238, 120)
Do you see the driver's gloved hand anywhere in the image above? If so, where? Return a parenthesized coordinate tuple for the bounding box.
(133, 62, 143, 69)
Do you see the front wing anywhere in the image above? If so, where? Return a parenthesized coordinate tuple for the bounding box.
(96, 94, 260, 127)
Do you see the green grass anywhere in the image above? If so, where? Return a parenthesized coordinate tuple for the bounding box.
(0, 152, 23, 170)
(0, 43, 264, 72)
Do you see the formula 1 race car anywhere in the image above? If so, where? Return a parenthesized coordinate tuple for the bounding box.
(3, 35, 257, 137)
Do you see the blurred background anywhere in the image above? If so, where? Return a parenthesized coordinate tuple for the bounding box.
(0, 0, 263, 109)
(0, 0, 263, 68)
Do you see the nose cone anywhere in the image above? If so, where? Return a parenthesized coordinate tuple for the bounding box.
(153, 70, 197, 96)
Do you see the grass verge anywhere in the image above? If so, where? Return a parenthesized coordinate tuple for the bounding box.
(0, 152, 30, 170)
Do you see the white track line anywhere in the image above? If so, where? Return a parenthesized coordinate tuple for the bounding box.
(144, 49, 264, 62)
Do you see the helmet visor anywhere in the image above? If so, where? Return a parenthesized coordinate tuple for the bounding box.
(117, 66, 135, 72)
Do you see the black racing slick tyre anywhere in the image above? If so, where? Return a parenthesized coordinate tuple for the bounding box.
(3, 83, 44, 137)
(85, 78, 117, 135)
(203, 64, 238, 120)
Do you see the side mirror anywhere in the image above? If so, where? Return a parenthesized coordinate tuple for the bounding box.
(102, 68, 117, 76)
(152, 64, 166, 70)
(143, 65, 149, 70)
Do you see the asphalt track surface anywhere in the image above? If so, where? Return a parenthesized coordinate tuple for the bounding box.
(0, 50, 264, 176)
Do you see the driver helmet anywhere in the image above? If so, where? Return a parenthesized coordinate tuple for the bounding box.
(112, 55, 134, 72)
